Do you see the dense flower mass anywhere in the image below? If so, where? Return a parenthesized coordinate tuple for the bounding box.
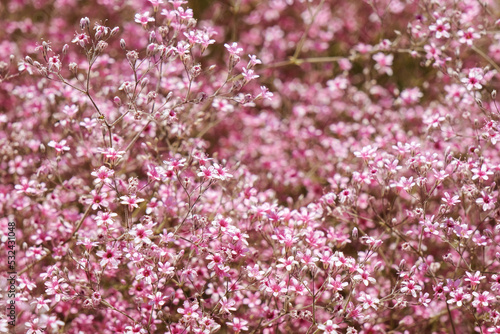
(1, 0, 500, 333)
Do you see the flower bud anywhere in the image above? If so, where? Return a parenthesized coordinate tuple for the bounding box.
(80, 17, 90, 30)
(492, 90, 497, 99)
(120, 39, 126, 50)
(62, 44, 69, 55)
(111, 27, 119, 36)
(113, 96, 121, 106)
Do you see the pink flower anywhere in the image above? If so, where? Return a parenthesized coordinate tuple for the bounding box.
(198, 165, 216, 180)
(354, 268, 376, 286)
(98, 147, 126, 162)
(442, 192, 460, 207)
(96, 246, 121, 268)
(85, 190, 109, 210)
(276, 256, 298, 271)
(242, 67, 259, 81)
(464, 271, 485, 288)
(177, 300, 200, 319)
(219, 296, 237, 313)
(328, 275, 348, 291)
(263, 279, 287, 297)
(206, 252, 225, 270)
(25, 318, 43, 334)
(120, 195, 145, 211)
(224, 42, 243, 56)
(31, 297, 51, 311)
(476, 191, 496, 211)
(95, 211, 117, 227)
(129, 224, 153, 244)
(47, 56, 61, 72)
(72, 33, 90, 47)
(257, 85, 273, 100)
(400, 279, 422, 297)
(148, 292, 167, 309)
(91, 166, 114, 185)
(358, 292, 380, 310)
(137, 266, 157, 284)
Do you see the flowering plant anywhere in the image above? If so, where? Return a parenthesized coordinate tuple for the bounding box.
(1, 0, 500, 333)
